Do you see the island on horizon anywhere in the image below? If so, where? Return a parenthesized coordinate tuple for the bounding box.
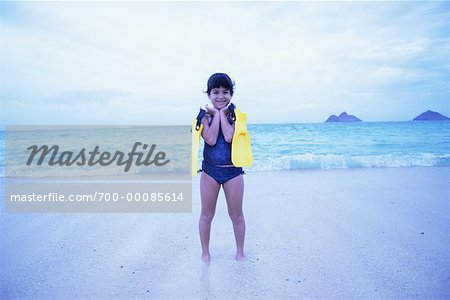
(413, 110, 450, 121)
(325, 112, 362, 122)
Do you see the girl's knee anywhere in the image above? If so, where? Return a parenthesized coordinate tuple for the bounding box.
(200, 212, 215, 223)
(228, 212, 244, 224)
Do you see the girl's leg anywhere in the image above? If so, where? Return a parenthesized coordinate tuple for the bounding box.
(199, 172, 220, 262)
(223, 174, 245, 260)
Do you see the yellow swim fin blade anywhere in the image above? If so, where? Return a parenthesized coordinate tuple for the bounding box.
(191, 109, 206, 177)
(231, 108, 253, 167)
(191, 119, 203, 177)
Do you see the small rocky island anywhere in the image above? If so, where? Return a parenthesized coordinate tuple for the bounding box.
(325, 112, 362, 122)
(413, 110, 450, 121)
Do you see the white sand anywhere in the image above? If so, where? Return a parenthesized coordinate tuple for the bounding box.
(1, 167, 449, 299)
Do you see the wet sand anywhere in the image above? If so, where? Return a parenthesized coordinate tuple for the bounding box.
(1, 167, 449, 299)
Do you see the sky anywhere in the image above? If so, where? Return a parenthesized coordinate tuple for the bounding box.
(1, 1, 449, 125)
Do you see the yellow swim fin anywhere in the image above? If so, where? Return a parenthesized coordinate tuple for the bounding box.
(191, 109, 205, 177)
(232, 108, 253, 167)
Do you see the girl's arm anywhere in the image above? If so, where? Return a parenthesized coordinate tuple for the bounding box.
(201, 107, 220, 146)
(219, 108, 235, 143)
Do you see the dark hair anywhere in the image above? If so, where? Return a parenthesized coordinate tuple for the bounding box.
(206, 73, 235, 96)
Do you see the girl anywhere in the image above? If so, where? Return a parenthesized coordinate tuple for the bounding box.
(199, 73, 246, 262)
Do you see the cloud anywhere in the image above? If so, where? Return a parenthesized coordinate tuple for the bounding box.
(1, 1, 449, 124)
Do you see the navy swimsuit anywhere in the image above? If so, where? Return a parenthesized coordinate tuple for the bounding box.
(202, 117, 244, 184)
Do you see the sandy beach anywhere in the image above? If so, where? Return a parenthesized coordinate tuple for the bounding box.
(1, 166, 449, 299)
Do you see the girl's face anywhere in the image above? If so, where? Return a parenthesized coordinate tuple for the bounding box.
(208, 86, 232, 110)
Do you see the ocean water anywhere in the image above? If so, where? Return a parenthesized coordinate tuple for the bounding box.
(0, 121, 449, 177)
(248, 121, 450, 171)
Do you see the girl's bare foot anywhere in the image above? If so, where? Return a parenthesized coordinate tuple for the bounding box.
(235, 252, 245, 261)
(201, 252, 211, 263)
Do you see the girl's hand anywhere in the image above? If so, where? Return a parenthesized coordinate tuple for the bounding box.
(205, 104, 219, 116)
(220, 106, 229, 115)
